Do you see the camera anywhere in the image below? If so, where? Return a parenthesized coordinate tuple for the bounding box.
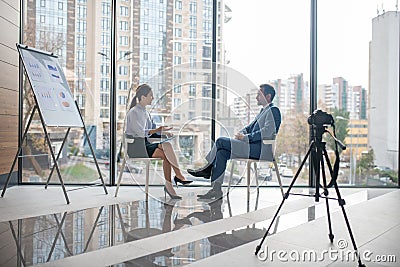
(307, 109, 334, 127)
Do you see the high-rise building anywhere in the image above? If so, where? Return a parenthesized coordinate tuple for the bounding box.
(349, 85, 367, 120)
(318, 79, 367, 120)
(318, 84, 336, 109)
(26, 0, 226, 162)
(333, 77, 349, 112)
(269, 74, 308, 116)
(369, 11, 399, 170)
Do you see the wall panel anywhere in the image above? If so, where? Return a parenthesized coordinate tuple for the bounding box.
(0, 0, 20, 177)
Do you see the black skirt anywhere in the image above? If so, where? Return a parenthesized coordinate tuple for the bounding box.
(145, 139, 160, 157)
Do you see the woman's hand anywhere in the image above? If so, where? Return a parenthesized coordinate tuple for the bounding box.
(160, 126, 173, 137)
(152, 126, 173, 135)
(160, 126, 173, 132)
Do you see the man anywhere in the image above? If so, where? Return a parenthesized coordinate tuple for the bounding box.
(188, 84, 281, 200)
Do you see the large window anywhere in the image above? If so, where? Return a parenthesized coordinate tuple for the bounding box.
(22, 0, 112, 184)
(222, 0, 310, 186)
(116, 0, 216, 186)
(318, 0, 399, 186)
(20, 0, 398, 187)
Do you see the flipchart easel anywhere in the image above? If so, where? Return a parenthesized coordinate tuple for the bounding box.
(1, 44, 108, 204)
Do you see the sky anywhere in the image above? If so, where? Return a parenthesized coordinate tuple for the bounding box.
(223, 0, 398, 91)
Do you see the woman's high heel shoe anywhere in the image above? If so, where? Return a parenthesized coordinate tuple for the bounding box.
(174, 176, 193, 186)
(164, 186, 182, 200)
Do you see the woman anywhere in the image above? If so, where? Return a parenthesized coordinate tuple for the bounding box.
(125, 84, 192, 199)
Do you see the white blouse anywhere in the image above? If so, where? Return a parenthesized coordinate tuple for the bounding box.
(125, 105, 154, 137)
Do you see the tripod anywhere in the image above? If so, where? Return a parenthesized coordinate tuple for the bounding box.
(255, 124, 365, 267)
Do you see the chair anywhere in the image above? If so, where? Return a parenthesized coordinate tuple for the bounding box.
(115, 135, 162, 201)
(228, 139, 285, 200)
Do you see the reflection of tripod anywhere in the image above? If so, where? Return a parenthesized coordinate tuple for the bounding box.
(255, 124, 365, 267)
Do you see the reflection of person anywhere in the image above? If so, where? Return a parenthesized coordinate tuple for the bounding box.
(124, 199, 179, 265)
(179, 199, 262, 256)
(188, 84, 281, 200)
(184, 198, 223, 223)
(125, 84, 192, 199)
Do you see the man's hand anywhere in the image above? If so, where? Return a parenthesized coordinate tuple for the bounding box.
(235, 133, 245, 140)
(160, 126, 173, 137)
(160, 126, 173, 132)
(151, 126, 173, 135)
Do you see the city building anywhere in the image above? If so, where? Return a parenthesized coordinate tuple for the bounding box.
(369, 11, 399, 170)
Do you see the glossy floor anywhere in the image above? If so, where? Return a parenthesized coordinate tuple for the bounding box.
(0, 185, 398, 267)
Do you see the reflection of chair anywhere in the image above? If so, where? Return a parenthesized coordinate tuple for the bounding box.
(115, 136, 162, 200)
(228, 139, 284, 199)
(116, 200, 177, 265)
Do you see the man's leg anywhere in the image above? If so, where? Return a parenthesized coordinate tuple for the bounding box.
(187, 140, 219, 178)
(198, 137, 252, 200)
(197, 148, 230, 199)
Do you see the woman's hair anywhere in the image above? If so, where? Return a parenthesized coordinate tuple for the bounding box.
(129, 84, 152, 109)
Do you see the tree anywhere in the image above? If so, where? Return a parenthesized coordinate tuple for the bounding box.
(357, 148, 374, 171)
(325, 108, 349, 152)
(276, 112, 309, 167)
(356, 148, 375, 183)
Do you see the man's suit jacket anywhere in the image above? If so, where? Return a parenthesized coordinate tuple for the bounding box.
(241, 103, 281, 143)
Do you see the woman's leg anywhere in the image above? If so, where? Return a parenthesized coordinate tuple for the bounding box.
(159, 142, 187, 181)
(152, 148, 177, 195)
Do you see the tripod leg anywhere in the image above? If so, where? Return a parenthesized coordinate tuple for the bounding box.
(255, 142, 313, 255)
(332, 182, 365, 267)
(320, 154, 334, 242)
(311, 146, 321, 202)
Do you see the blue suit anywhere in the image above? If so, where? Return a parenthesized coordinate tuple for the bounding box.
(206, 103, 281, 183)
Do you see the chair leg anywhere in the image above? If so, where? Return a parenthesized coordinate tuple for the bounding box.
(273, 159, 284, 197)
(254, 162, 259, 189)
(228, 161, 235, 194)
(115, 157, 126, 197)
(145, 161, 150, 202)
(247, 161, 251, 212)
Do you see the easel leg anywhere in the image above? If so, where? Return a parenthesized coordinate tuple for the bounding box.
(41, 119, 70, 204)
(45, 128, 71, 189)
(46, 212, 67, 262)
(83, 206, 104, 253)
(1, 145, 24, 198)
(82, 123, 108, 195)
(9, 220, 27, 267)
(1, 106, 37, 198)
(53, 213, 73, 256)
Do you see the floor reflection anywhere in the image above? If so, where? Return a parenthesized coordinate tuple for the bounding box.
(1, 188, 393, 267)
(2, 193, 263, 267)
(118, 196, 269, 267)
(3, 207, 106, 266)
